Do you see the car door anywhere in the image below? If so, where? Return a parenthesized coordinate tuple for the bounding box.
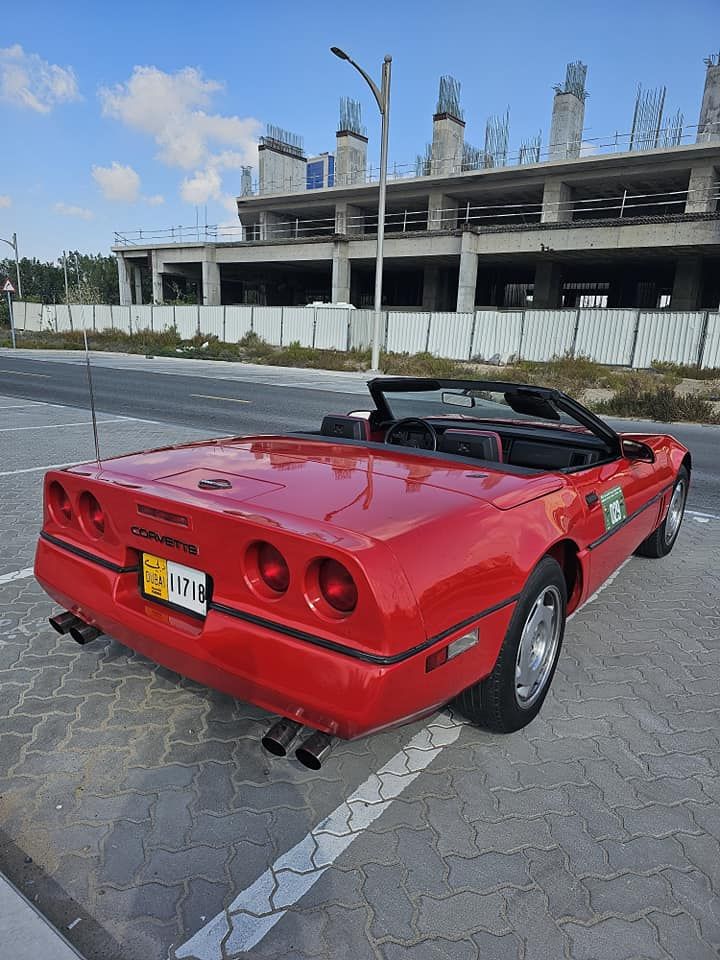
(570, 453, 663, 595)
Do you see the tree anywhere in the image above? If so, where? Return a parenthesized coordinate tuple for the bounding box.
(0, 252, 121, 306)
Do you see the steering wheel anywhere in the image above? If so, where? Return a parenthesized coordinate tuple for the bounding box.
(385, 418, 438, 452)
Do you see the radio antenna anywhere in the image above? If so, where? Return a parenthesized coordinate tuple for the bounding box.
(82, 329, 102, 470)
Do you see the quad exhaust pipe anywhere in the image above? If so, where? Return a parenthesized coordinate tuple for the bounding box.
(262, 719, 337, 769)
(49, 611, 103, 645)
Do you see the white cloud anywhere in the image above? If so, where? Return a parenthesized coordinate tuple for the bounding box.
(99, 66, 260, 171)
(180, 166, 222, 205)
(0, 44, 79, 113)
(54, 202, 94, 220)
(145, 194, 165, 206)
(0, 195, 11, 208)
(91, 161, 141, 202)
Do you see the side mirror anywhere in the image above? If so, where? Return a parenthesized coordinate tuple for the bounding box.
(622, 438, 655, 463)
(346, 410, 371, 420)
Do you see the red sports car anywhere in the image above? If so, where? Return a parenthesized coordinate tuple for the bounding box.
(36, 378, 689, 767)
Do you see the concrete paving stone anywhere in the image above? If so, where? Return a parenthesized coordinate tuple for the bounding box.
(186, 808, 271, 849)
(547, 814, 608, 876)
(630, 775, 712, 807)
(515, 759, 589, 790)
(560, 783, 627, 841)
(582, 872, 674, 918)
(290, 867, 367, 913)
(525, 847, 593, 921)
(140, 844, 231, 886)
(177, 876, 228, 947)
(416, 889, 510, 938)
(661, 868, 720, 945)
(533, 735, 602, 763)
(101, 818, 152, 888)
(151, 790, 195, 845)
(71, 791, 155, 825)
(648, 909, 719, 960)
(362, 862, 416, 941)
(601, 836, 688, 875)
(503, 887, 569, 960)
(379, 936, 480, 960)
(94, 881, 185, 925)
(642, 752, 715, 779)
(120, 763, 197, 793)
(582, 756, 646, 805)
(492, 785, 573, 819)
(246, 908, 328, 960)
(310, 903, 378, 960)
(474, 816, 554, 855)
(654, 729, 720, 754)
(445, 850, 530, 894)
(392, 826, 450, 899)
(424, 796, 478, 858)
(618, 801, 703, 839)
(563, 916, 668, 960)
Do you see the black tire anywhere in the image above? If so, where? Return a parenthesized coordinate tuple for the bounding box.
(453, 556, 567, 733)
(634, 466, 689, 559)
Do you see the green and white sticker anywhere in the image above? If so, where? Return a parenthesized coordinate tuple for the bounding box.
(600, 485, 627, 531)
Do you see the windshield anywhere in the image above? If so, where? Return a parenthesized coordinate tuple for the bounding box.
(384, 386, 589, 432)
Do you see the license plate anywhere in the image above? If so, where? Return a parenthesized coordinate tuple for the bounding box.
(142, 553, 208, 616)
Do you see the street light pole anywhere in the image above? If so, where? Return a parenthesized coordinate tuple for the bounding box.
(0, 232, 22, 299)
(330, 47, 392, 372)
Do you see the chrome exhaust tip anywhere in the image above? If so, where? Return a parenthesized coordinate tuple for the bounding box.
(49, 611, 82, 635)
(262, 718, 302, 757)
(68, 622, 103, 646)
(295, 731, 336, 770)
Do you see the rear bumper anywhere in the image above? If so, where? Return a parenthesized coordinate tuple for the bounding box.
(34, 536, 514, 739)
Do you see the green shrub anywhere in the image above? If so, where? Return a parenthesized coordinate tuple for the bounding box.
(593, 383, 719, 423)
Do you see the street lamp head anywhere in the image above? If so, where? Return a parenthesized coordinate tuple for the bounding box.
(330, 46, 350, 61)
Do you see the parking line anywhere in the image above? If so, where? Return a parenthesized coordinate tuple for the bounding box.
(0, 419, 132, 433)
(191, 394, 251, 403)
(0, 370, 50, 377)
(687, 509, 720, 521)
(0, 567, 34, 586)
(0, 461, 85, 477)
(176, 556, 634, 959)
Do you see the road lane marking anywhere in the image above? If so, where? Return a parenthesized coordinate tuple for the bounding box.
(176, 554, 634, 959)
(0, 369, 50, 377)
(0, 567, 34, 586)
(0, 461, 86, 477)
(0, 419, 133, 432)
(191, 394, 251, 403)
(175, 714, 464, 959)
(687, 510, 720, 521)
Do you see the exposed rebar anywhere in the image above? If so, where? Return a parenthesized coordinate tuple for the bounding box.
(436, 75, 463, 119)
(553, 61, 588, 101)
(339, 97, 366, 136)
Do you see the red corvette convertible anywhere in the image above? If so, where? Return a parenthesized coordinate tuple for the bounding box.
(36, 378, 689, 766)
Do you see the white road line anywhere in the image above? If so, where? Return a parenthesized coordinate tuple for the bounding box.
(0, 419, 132, 433)
(0, 567, 34, 586)
(687, 509, 720, 521)
(0, 403, 49, 409)
(175, 715, 464, 960)
(0, 369, 50, 377)
(190, 394, 251, 403)
(176, 557, 633, 959)
(0, 461, 86, 477)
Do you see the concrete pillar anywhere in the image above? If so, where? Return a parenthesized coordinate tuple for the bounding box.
(431, 113, 465, 176)
(686, 164, 718, 213)
(335, 201, 363, 235)
(258, 142, 307, 194)
(549, 91, 585, 161)
(202, 253, 221, 306)
(151, 250, 164, 304)
(331, 240, 351, 303)
(697, 61, 720, 143)
(335, 130, 368, 187)
(422, 266, 441, 310)
(117, 255, 132, 306)
(456, 235, 478, 312)
(533, 261, 563, 308)
(428, 190, 458, 231)
(132, 265, 143, 305)
(541, 179, 573, 223)
(671, 257, 703, 310)
(259, 211, 285, 241)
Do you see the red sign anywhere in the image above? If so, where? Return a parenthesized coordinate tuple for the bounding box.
(2, 278, 15, 294)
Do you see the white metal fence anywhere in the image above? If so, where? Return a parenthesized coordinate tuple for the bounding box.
(10, 302, 720, 369)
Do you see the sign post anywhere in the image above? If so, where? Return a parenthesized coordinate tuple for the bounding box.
(3, 278, 16, 349)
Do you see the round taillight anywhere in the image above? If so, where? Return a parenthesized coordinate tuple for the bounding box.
(48, 481, 72, 524)
(318, 559, 357, 613)
(257, 543, 290, 594)
(80, 491, 105, 537)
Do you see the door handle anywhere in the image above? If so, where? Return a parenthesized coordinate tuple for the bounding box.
(585, 492, 599, 507)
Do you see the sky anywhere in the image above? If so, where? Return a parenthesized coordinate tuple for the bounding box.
(0, 0, 717, 263)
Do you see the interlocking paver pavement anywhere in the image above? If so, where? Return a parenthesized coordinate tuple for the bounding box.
(1, 394, 720, 959)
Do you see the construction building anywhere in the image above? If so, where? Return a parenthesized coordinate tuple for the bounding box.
(114, 55, 720, 313)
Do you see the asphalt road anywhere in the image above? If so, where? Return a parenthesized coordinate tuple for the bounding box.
(0, 349, 718, 513)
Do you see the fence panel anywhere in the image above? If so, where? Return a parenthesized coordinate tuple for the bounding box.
(574, 309, 637, 365)
(224, 306, 253, 341)
(252, 307, 283, 345)
(198, 306, 224, 338)
(54, 304, 71, 331)
(150, 306, 174, 331)
(282, 307, 315, 347)
(427, 312, 474, 359)
(111, 305, 130, 332)
(471, 310, 523, 363)
(349, 310, 374, 350)
(386, 312, 431, 354)
(172, 305, 198, 339)
(22, 302, 44, 331)
(314, 308, 350, 350)
(520, 310, 576, 361)
(94, 305, 113, 331)
(632, 311, 706, 368)
(11, 301, 25, 330)
(700, 313, 720, 369)
(129, 305, 153, 332)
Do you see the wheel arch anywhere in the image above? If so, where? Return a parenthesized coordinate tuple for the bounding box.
(545, 538, 583, 614)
